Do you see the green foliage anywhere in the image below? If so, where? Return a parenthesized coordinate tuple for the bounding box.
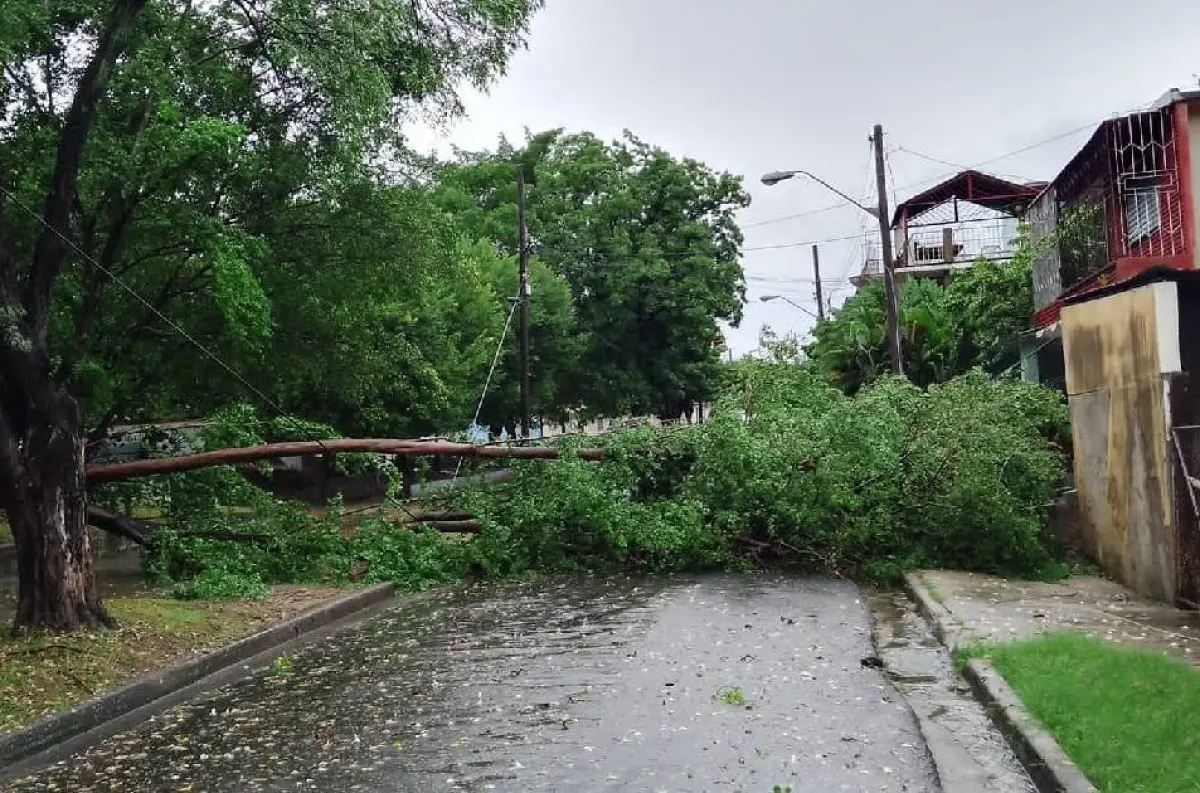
(128, 363, 1068, 601)
(138, 478, 472, 598)
(806, 252, 1035, 393)
(172, 568, 269, 601)
(459, 368, 1069, 582)
(437, 129, 749, 419)
(714, 687, 747, 706)
(268, 653, 294, 677)
(2, 0, 545, 442)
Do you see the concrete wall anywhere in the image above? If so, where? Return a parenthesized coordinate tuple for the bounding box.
(1061, 281, 1181, 601)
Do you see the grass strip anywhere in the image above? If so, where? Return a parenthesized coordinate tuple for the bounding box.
(0, 586, 342, 734)
(964, 632, 1200, 793)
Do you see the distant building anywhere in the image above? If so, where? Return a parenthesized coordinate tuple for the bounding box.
(89, 420, 208, 463)
(854, 170, 1043, 289)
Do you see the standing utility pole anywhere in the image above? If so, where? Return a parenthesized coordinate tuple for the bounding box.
(811, 244, 825, 321)
(871, 124, 904, 376)
(516, 167, 532, 439)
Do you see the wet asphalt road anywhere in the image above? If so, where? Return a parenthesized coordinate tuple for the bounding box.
(7, 575, 938, 792)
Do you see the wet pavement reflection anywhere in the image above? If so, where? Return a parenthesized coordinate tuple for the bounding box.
(868, 589, 1035, 793)
(8, 575, 939, 792)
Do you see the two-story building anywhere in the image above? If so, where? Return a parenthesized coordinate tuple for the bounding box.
(1025, 88, 1200, 607)
(854, 170, 1043, 289)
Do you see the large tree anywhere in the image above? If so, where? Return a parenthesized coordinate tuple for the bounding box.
(437, 129, 749, 419)
(0, 0, 543, 631)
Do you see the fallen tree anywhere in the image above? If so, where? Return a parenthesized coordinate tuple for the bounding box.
(86, 439, 604, 483)
(82, 439, 592, 549)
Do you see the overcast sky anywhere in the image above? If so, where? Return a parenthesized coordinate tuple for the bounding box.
(407, 0, 1200, 355)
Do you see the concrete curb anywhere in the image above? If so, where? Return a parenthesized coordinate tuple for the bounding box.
(903, 572, 1097, 793)
(0, 582, 394, 775)
(963, 660, 1098, 793)
(901, 571, 961, 650)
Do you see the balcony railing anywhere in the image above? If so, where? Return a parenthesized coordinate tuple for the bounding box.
(857, 220, 1020, 284)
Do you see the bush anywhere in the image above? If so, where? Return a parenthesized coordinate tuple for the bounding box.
(173, 567, 270, 600)
(463, 369, 1069, 581)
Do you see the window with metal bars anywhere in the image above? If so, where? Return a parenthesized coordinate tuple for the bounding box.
(1125, 183, 1161, 245)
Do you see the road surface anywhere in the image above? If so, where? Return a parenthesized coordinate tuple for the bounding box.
(9, 575, 941, 792)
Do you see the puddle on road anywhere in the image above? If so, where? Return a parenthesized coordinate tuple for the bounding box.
(867, 589, 1036, 793)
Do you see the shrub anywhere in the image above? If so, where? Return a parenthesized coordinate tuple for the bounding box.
(173, 568, 270, 600)
(464, 369, 1069, 581)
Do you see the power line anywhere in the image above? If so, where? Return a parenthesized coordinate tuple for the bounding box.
(741, 202, 855, 229)
(894, 146, 1036, 185)
(0, 182, 333, 452)
(894, 146, 969, 171)
(452, 295, 520, 484)
(743, 116, 1113, 232)
(885, 147, 900, 216)
(743, 232, 871, 253)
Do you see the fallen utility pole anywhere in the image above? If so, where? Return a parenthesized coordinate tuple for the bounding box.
(871, 124, 905, 376)
(85, 439, 605, 484)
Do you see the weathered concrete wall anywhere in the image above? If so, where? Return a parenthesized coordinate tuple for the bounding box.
(1061, 282, 1181, 601)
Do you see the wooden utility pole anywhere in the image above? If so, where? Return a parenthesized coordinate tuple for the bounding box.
(517, 167, 532, 439)
(871, 124, 904, 376)
(811, 244, 825, 321)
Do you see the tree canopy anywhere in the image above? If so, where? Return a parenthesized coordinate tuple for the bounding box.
(436, 129, 750, 419)
(805, 252, 1035, 393)
(0, 0, 547, 631)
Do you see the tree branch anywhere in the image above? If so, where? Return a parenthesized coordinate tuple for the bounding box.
(3, 65, 47, 116)
(26, 0, 150, 345)
(85, 503, 156, 547)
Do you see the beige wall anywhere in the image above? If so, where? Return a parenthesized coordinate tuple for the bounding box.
(1062, 282, 1181, 601)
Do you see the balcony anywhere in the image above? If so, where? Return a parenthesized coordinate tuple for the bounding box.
(1031, 103, 1193, 327)
(854, 170, 1041, 288)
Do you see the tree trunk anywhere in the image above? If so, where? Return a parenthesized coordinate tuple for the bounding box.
(0, 396, 112, 633)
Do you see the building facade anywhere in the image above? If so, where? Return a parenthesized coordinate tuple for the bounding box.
(1026, 88, 1200, 605)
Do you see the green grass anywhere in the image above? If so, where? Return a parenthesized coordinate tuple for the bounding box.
(966, 632, 1200, 793)
(0, 588, 343, 733)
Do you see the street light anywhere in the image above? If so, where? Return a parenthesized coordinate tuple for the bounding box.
(761, 145, 904, 378)
(759, 294, 819, 321)
(759, 170, 879, 218)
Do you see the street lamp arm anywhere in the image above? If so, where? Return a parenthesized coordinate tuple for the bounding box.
(760, 294, 819, 321)
(778, 295, 819, 320)
(792, 171, 879, 218)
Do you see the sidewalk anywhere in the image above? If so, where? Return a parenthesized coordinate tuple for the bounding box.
(912, 570, 1200, 666)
